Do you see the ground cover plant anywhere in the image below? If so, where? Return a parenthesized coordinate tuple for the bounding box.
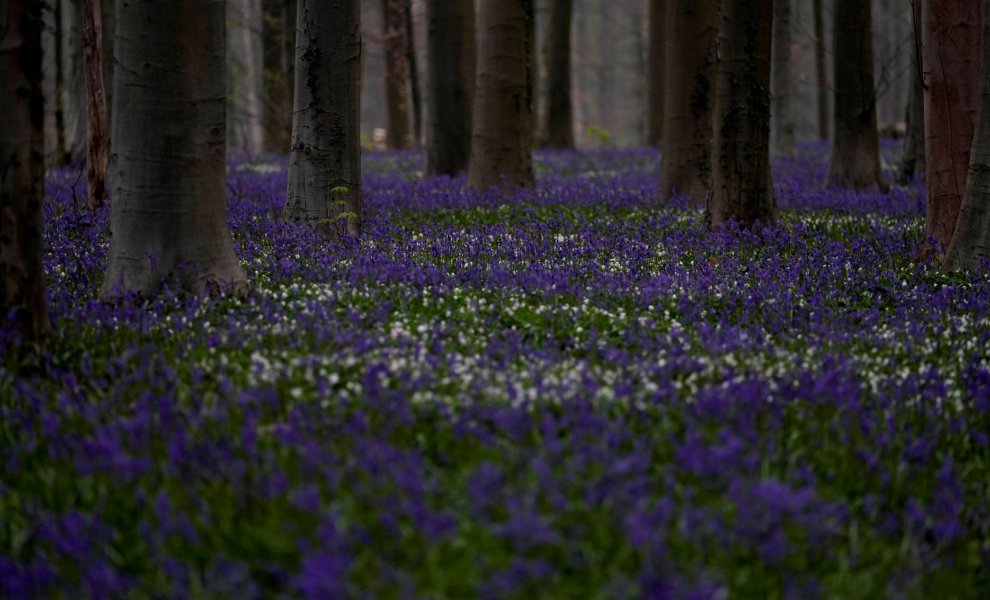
(2, 141, 989, 598)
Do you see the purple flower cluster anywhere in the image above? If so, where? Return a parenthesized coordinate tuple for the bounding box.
(1, 141, 988, 598)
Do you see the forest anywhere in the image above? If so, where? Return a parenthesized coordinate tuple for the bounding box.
(1, 0, 989, 597)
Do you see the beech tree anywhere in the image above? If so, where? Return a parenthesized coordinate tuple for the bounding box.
(286, 0, 362, 237)
(828, 0, 886, 191)
(945, 0, 990, 271)
(102, 0, 247, 296)
(82, 0, 109, 210)
(646, 0, 664, 147)
(1, 0, 50, 341)
(900, 0, 924, 183)
(404, 0, 423, 149)
(261, 0, 295, 152)
(708, 0, 776, 227)
(425, 0, 475, 177)
(468, 0, 535, 191)
(770, 0, 793, 157)
(383, 0, 411, 150)
(659, 0, 719, 205)
(923, 0, 982, 255)
(813, 0, 828, 139)
(543, 0, 574, 148)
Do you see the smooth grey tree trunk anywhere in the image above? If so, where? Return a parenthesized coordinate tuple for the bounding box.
(646, 0, 664, 147)
(944, 0, 990, 271)
(63, 0, 87, 162)
(425, 0, 475, 177)
(814, 0, 828, 139)
(1, 0, 50, 341)
(261, 0, 294, 153)
(900, 0, 925, 183)
(286, 0, 362, 237)
(467, 0, 535, 191)
(404, 0, 423, 149)
(102, 0, 247, 296)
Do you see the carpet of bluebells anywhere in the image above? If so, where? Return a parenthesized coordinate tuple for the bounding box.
(2, 141, 990, 599)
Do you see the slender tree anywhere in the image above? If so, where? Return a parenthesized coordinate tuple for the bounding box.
(81, 0, 109, 210)
(543, 0, 574, 148)
(813, 0, 828, 139)
(286, 0, 362, 237)
(102, 0, 247, 296)
(468, 0, 535, 191)
(425, 0, 475, 177)
(770, 0, 793, 157)
(53, 0, 69, 164)
(383, 0, 411, 149)
(646, 0, 665, 146)
(404, 0, 423, 149)
(828, 0, 886, 190)
(709, 0, 775, 227)
(101, 0, 114, 129)
(659, 0, 720, 204)
(1, 0, 50, 341)
(945, 0, 990, 271)
(261, 0, 294, 152)
(900, 0, 925, 183)
(923, 0, 982, 255)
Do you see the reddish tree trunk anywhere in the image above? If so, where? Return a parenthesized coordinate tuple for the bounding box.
(468, 0, 535, 191)
(658, 0, 720, 205)
(923, 0, 982, 256)
(383, 0, 411, 150)
(1, 0, 50, 341)
(82, 0, 108, 210)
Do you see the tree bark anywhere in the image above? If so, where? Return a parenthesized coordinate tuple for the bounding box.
(261, 0, 294, 153)
(1, 0, 50, 341)
(286, 0, 363, 238)
(100, 0, 114, 131)
(900, 0, 925, 183)
(63, 0, 88, 163)
(82, 0, 108, 210)
(709, 0, 775, 227)
(923, 0, 982, 256)
(467, 0, 535, 191)
(813, 0, 828, 139)
(404, 0, 423, 149)
(543, 0, 574, 148)
(383, 0, 411, 149)
(102, 0, 247, 296)
(944, 0, 990, 270)
(646, 0, 664, 146)
(425, 0, 475, 177)
(658, 0, 719, 205)
(770, 0, 794, 157)
(53, 0, 69, 164)
(828, 0, 886, 191)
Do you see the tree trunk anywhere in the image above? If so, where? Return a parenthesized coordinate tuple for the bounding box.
(467, 0, 535, 191)
(646, 0, 664, 146)
(82, 0, 108, 210)
(53, 0, 69, 164)
(944, 0, 990, 270)
(101, 0, 114, 131)
(1, 0, 50, 341)
(770, 0, 794, 157)
(404, 0, 423, 149)
(286, 0, 363, 238)
(102, 0, 247, 296)
(813, 0, 828, 139)
(828, 0, 886, 190)
(63, 0, 88, 162)
(543, 0, 574, 148)
(709, 0, 775, 227)
(900, 0, 925, 183)
(383, 0, 411, 149)
(261, 0, 293, 153)
(658, 0, 719, 205)
(425, 0, 475, 177)
(923, 0, 982, 256)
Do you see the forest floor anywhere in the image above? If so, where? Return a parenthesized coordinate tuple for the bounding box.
(2, 141, 989, 598)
